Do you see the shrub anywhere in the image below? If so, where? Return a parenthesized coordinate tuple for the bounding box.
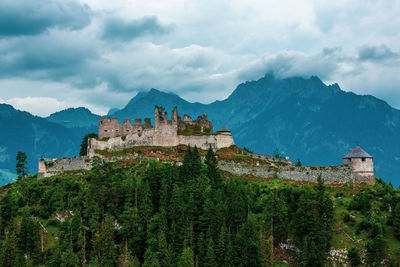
(343, 212, 355, 225)
(347, 247, 361, 266)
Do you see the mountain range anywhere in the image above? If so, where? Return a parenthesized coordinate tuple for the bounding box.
(0, 74, 399, 186)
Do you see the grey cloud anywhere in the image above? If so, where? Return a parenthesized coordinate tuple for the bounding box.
(0, 0, 91, 37)
(0, 32, 98, 82)
(102, 16, 172, 42)
(358, 45, 399, 62)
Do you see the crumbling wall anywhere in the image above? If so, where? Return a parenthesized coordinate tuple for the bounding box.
(99, 118, 121, 138)
(38, 157, 92, 178)
(218, 161, 375, 184)
(88, 128, 156, 157)
(178, 113, 213, 132)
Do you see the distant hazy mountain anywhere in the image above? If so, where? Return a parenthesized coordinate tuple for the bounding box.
(109, 75, 400, 186)
(0, 104, 91, 184)
(46, 107, 99, 128)
(1, 74, 399, 186)
(111, 89, 208, 123)
(107, 108, 120, 116)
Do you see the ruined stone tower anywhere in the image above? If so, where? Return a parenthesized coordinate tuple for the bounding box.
(87, 105, 235, 156)
(343, 146, 374, 178)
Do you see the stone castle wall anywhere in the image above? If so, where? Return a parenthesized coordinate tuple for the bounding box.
(218, 161, 375, 185)
(38, 153, 374, 185)
(38, 157, 92, 178)
(88, 133, 234, 156)
(89, 106, 232, 155)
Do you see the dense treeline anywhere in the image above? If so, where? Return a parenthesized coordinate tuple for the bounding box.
(0, 147, 399, 266)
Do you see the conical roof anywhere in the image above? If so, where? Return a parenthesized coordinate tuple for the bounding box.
(343, 146, 372, 159)
(217, 125, 231, 132)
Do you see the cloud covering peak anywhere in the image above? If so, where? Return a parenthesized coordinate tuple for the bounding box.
(0, 0, 399, 116)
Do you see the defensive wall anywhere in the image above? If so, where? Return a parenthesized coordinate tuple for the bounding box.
(218, 161, 375, 184)
(37, 152, 375, 185)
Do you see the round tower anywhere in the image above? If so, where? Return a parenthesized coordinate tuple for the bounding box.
(343, 146, 374, 178)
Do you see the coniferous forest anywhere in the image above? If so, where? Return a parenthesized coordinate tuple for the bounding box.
(0, 147, 400, 266)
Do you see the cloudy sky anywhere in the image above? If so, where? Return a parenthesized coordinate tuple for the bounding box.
(0, 0, 399, 116)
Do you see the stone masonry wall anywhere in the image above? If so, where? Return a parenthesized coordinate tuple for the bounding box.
(346, 158, 374, 177)
(218, 161, 375, 184)
(38, 157, 92, 178)
(39, 150, 373, 184)
(88, 133, 234, 156)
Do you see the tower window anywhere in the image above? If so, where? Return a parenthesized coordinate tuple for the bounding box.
(362, 158, 366, 162)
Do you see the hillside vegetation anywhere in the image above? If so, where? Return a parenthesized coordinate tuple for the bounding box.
(0, 146, 399, 266)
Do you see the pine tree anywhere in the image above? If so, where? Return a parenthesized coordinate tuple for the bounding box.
(0, 232, 18, 267)
(79, 133, 98, 156)
(158, 231, 174, 267)
(17, 214, 40, 256)
(12, 252, 26, 267)
(177, 247, 194, 267)
(205, 147, 222, 188)
(120, 208, 145, 260)
(233, 216, 262, 267)
(205, 238, 216, 267)
(119, 241, 135, 267)
(262, 235, 274, 267)
(16, 151, 28, 179)
(347, 247, 361, 266)
(393, 202, 400, 240)
(215, 224, 227, 266)
(100, 215, 116, 267)
(196, 232, 207, 267)
(70, 211, 81, 252)
(366, 234, 387, 266)
(170, 185, 185, 254)
(138, 180, 154, 225)
(16, 151, 28, 201)
(263, 192, 289, 245)
(300, 234, 325, 267)
(143, 254, 160, 267)
(61, 247, 80, 267)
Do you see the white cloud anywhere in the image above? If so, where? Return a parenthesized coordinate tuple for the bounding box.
(0, 0, 400, 113)
(3, 97, 70, 117)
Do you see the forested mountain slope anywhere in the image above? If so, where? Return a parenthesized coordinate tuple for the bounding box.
(0, 147, 399, 266)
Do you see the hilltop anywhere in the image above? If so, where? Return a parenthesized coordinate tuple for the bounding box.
(51, 74, 400, 186)
(1, 74, 400, 186)
(0, 146, 399, 266)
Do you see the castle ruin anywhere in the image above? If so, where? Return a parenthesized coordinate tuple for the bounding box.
(37, 106, 375, 185)
(88, 106, 234, 156)
(343, 146, 374, 178)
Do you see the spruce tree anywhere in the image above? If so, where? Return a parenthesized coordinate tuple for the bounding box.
(347, 247, 361, 266)
(158, 231, 174, 267)
(233, 216, 261, 267)
(204, 238, 216, 267)
(393, 202, 400, 240)
(16, 151, 27, 179)
(79, 133, 98, 156)
(205, 147, 222, 189)
(100, 215, 116, 267)
(17, 213, 40, 256)
(0, 232, 17, 267)
(61, 247, 80, 267)
(177, 247, 194, 267)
